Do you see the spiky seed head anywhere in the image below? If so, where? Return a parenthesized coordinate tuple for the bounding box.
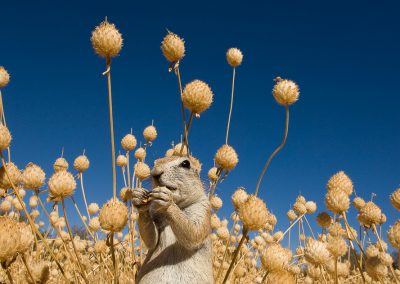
(134, 147, 146, 160)
(53, 157, 68, 172)
(304, 237, 331, 266)
(16, 222, 34, 253)
(116, 155, 128, 167)
(353, 196, 366, 210)
(121, 133, 137, 151)
(293, 201, 307, 215)
(143, 125, 157, 142)
(390, 188, 400, 211)
(325, 188, 350, 214)
(327, 171, 353, 196)
(173, 143, 188, 156)
(119, 187, 132, 202)
(358, 201, 382, 226)
(134, 162, 150, 181)
(305, 201, 317, 214)
(207, 167, 219, 182)
(0, 216, 21, 262)
(91, 20, 123, 59)
(165, 148, 174, 157)
(99, 199, 128, 232)
(29, 196, 38, 208)
(0, 200, 11, 212)
(388, 220, 400, 249)
(48, 171, 76, 201)
(216, 226, 229, 240)
(327, 235, 347, 257)
(261, 243, 292, 272)
(215, 144, 238, 171)
(210, 195, 223, 210)
(210, 214, 221, 230)
(296, 195, 306, 204)
(287, 209, 297, 221)
(328, 222, 346, 237)
(316, 212, 332, 228)
(89, 217, 100, 232)
(161, 31, 185, 62)
(182, 80, 213, 114)
(0, 162, 22, 189)
(73, 155, 90, 173)
(0, 125, 11, 151)
(94, 240, 107, 254)
(231, 187, 248, 209)
(23, 163, 45, 190)
(0, 67, 10, 88)
(238, 195, 269, 231)
(272, 77, 300, 106)
(88, 203, 99, 214)
(226, 48, 243, 67)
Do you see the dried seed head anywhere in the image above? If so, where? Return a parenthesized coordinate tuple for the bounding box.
(216, 226, 229, 240)
(210, 214, 220, 230)
(143, 125, 157, 142)
(53, 157, 68, 172)
(390, 188, 400, 211)
(325, 187, 350, 214)
(0, 200, 11, 211)
(238, 195, 269, 231)
(358, 201, 382, 226)
(272, 77, 300, 106)
(226, 48, 243, 67)
(304, 237, 331, 266)
(353, 196, 366, 210)
(73, 155, 90, 173)
(23, 163, 45, 190)
(231, 187, 249, 209)
(99, 198, 128, 232)
(265, 270, 295, 284)
(0, 125, 11, 151)
(182, 80, 214, 114)
(134, 147, 146, 160)
(91, 20, 123, 59)
(88, 203, 99, 214)
(165, 148, 174, 157)
(94, 240, 107, 254)
(293, 201, 307, 215)
(287, 209, 297, 221)
(134, 162, 150, 180)
(0, 67, 10, 88)
(48, 171, 76, 201)
(89, 217, 100, 232)
(327, 235, 347, 257)
(0, 162, 22, 189)
(215, 144, 238, 171)
(305, 201, 317, 214)
(388, 221, 400, 249)
(173, 143, 188, 156)
(29, 196, 38, 208)
(17, 221, 34, 253)
(121, 133, 137, 151)
(116, 154, 128, 167)
(0, 216, 20, 262)
(316, 212, 332, 227)
(207, 167, 219, 182)
(210, 195, 223, 210)
(119, 187, 132, 202)
(161, 31, 185, 62)
(327, 171, 353, 196)
(328, 222, 345, 237)
(296, 195, 306, 204)
(261, 243, 292, 272)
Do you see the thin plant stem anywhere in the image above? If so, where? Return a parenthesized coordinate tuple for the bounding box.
(0, 156, 69, 282)
(225, 67, 236, 145)
(303, 215, 316, 239)
(254, 106, 289, 196)
(110, 233, 118, 284)
(21, 254, 35, 283)
(261, 271, 269, 283)
(61, 198, 89, 284)
(126, 152, 131, 188)
(175, 66, 189, 155)
(71, 196, 95, 240)
(79, 173, 91, 221)
(334, 257, 338, 284)
(104, 59, 117, 200)
(222, 229, 248, 284)
(277, 214, 304, 242)
(0, 91, 11, 162)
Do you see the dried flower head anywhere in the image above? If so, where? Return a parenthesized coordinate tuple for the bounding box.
(116, 154, 128, 167)
(353, 196, 366, 210)
(99, 198, 128, 232)
(261, 243, 292, 272)
(121, 133, 137, 151)
(210, 195, 223, 210)
(0, 162, 22, 189)
(173, 143, 188, 156)
(232, 187, 249, 209)
(287, 209, 297, 221)
(88, 203, 99, 214)
(327, 235, 347, 257)
(0, 125, 11, 151)
(53, 157, 68, 172)
(0, 216, 20, 262)
(73, 155, 90, 173)
(358, 201, 382, 226)
(182, 80, 213, 114)
(161, 31, 185, 62)
(48, 171, 76, 201)
(215, 144, 238, 171)
(272, 77, 300, 106)
(327, 171, 353, 196)
(119, 187, 132, 202)
(91, 19, 123, 58)
(134, 147, 146, 160)
(226, 48, 243, 67)
(304, 237, 331, 266)
(325, 188, 350, 214)
(316, 212, 332, 227)
(293, 201, 307, 215)
(23, 163, 45, 190)
(390, 188, 400, 211)
(238, 195, 269, 231)
(305, 201, 317, 214)
(134, 162, 150, 180)
(0, 67, 10, 88)
(388, 220, 400, 249)
(89, 217, 101, 232)
(143, 125, 157, 142)
(208, 167, 219, 182)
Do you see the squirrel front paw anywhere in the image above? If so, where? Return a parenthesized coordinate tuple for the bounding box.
(132, 187, 150, 212)
(150, 186, 173, 212)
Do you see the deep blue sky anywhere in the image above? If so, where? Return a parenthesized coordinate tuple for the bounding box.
(1, 1, 399, 237)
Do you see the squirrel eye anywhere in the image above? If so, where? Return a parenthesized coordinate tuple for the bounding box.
(180, 160, 191, 169)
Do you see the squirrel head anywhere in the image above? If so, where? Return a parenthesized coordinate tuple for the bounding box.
(151, 155, 204, 208)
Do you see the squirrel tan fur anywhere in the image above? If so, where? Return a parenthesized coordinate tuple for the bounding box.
(132, 156, 213, 284)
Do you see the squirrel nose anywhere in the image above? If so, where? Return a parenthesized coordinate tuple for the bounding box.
(151, 168, 163, 182)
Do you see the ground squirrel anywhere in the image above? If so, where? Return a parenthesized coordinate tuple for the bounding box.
(132, 156, 213, 284)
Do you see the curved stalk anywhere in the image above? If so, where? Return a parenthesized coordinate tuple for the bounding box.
(255, 106, 289, 196)
(110, 233, 118, 284)
(21, 254, 35, 283)
(175, 66, 189, 156)
(225, 67, 236, 145)
(79, 173, 91, 221)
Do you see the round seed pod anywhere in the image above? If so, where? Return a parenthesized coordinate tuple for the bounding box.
(23, 163, 45, 190)
(161, 31, 185, 62)
(287, 210, 297, 222)
(379, 213, 386, 225)
(48, 171, 76, 201)
(29, 196, 38, 208)
(143, 125, 157, 142)
(173, 143, 187, 156)
(16, 222, 34, 253)
(165, 148, 174, 157)
(119, 187, 132, 202)
(134, 162, 150, 181)
(0, 162, 22, 189)
(327, 171, 353, 196)
(210, 214, 220, 230)
(0, 125, 11, 151)
(88, 203, 99, 214)
(216, 226, 229, 240)
(327, 235, 347, 257)
(388, 221, 400, 249)
(94, 240, 107, 254)
(89, 217, 100, 232)
(116, 155, 128, 167)
(304, 237, 331, 266)
(238, 195, 269, 231)
(296, 195, 306, 204)
(99, 199, 128, 232)
(293, 201, 307, 215)
(0, 200, 11, 212)
(265, 271, 295, 284)
(226, 48, 243, 67)
(272, 77, 299, 106)
(390, 188, 400, 211)
(12, 198, 23, 211)
(328, 222, 345, 237)
(207, 167, 219, 182)
(0, 67, 10, 88)
(53, 158, 68, 172)
(273, 231, 283, 242)
(231, 187, 248, 209)
(121, 134, 137, 151)
(215, 144, 238, 171)
(353, 196, 366, 210)
(358, 201, 382, 226)
(210, 195, 223, 210)
(316, 212, 332, 227)
(91, 20, 123, 59)
(261, 243, 292, 272)
(182, 80, 213, 114)
(73, 155, 90, 173)
(134, 148, 146, 160)
(305, 201, 317, 214)
(325, 188, 350, 214)
(0, 216, 21, 262)
(27, 261, 50, 284)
